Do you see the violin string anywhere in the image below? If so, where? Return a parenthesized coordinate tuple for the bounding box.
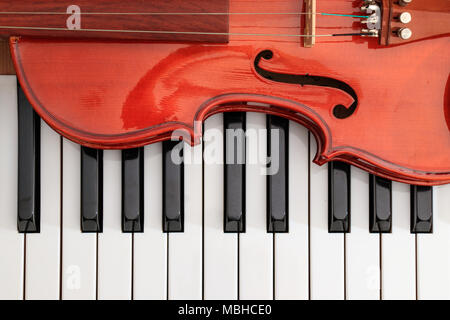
(0, 25, 371, 37)
(0, 12, 370, 18)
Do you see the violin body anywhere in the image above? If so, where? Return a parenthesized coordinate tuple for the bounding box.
(3, 0, 450, 185)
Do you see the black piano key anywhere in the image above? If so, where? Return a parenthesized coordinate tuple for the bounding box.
(328, 161, 351, 233)
(369, 175, 392, 233)
(266, 115, 289, 233)
(17, 83, 40, 233)
(410, 185, 433, 234)
(81, 147, 103, 233)
(122, 148, 144, 233)
(163, 141, 184, 233)
(224, 112, 246, 233)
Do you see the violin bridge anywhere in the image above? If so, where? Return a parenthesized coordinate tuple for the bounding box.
(303, 0, 316, 48)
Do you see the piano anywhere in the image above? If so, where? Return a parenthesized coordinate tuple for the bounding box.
(0, 44, 449, 301)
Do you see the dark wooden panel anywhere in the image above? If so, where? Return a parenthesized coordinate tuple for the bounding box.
(0, 40, 15, 75)
(0, 0, 229, 43)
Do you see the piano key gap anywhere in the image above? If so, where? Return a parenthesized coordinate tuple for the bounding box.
(379, 234, 383, 300)
(307, 131, 311, 300)
(23, 233, 26, 300)
(59, 136, 63, 300)
(344, 233, 347, 300)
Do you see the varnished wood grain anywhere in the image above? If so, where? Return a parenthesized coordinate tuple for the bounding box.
(0, 40, 15, 75)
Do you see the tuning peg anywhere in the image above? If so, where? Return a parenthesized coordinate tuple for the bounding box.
(361, 29, 379, 37)
(397, 28, 412, 40)
(399, 0, 412, 7)
(361, 16, 378, 24)
(398, 12, 412, 24)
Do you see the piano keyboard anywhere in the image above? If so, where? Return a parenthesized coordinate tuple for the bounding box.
(1, 75, 450, 300)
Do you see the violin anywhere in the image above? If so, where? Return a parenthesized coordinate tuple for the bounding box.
(0, 0, 448, 186)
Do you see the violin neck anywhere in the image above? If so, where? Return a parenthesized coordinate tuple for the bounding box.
(0, 0, 229, 43)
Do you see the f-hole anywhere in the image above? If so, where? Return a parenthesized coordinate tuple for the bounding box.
(254, 50, 358, 119)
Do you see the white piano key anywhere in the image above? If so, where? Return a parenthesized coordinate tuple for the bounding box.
(0, 76, 24, 300)
(417, 184, 450, 300)
(133, 143, 167, 300)
(240, 112, 273, 300)
(168, 141, 203, 300)
(61, 139, 96, 300)
(98, 150, 132, 300)
(26, 121, 61, 300)
(381, 182, 415, 300)
(203, 114, 238, 299)
(309, 134, 344, 300)
(274, 122, 309, 300)
(346, 168, 380, 300)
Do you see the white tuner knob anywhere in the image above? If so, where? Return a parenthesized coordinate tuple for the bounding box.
(397, 28, 412, 40)
(399, 0, 412, 6)
(399, 12, 412, 24)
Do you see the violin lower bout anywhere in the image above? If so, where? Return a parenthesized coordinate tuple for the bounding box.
(10, 37, 450, 186)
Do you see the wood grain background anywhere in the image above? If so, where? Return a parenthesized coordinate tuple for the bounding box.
(0, 40, 15, 75)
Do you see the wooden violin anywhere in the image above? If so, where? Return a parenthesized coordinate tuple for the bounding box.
(0, 0, 448, 185)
